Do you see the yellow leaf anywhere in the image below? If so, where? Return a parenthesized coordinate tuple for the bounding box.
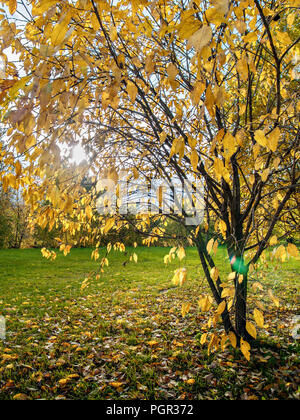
(132, 56, 142, 68)
(67, 374, 79, 380)
(101, 257, 109, 267)
(147, 340, 159, 347)
(91, 249, 99, 261)
(205, 84, 215, 116)
(50, 15, 71, 46)
(253, 143, 260, 159)
(8, 76, 31, 98)
(170, 137, 185, 162)
(109, 26, 118, 41)
(177, 246, 186, 261)
(186, 378, 195, 385)
(159, 132, 167, 144)
(132, 167, 139, 179)
(167, 63, 178, 82)
(187, 25, 213, 52)
(103, 218, 115, 234)
(267, 127, 280, 152)
(109, 382, 124, 388)
(274, 245, 287, 262)
(210, 267, 219, 282)
(206, 238, 214, 254)
(198, 295, 212, 312)
(228, 272, 236, 280)
(220, 334, 228, 351)
(221, 287, 234, 298)
(273, 157, 280, 169)
(246, 321, 257, 339)
(145, 55, 155, 75)
(6, 363, 14, 369)
(58, 378, 69, 386)
(32, 0, 57, 16)
(253, 308, 264, 328)
(216, 300, 226, 315)
(240, 338, 251, 361)
(213, 158, 225, 181)
(261, 168, 270, 183)
(181, 302, 191, 317)
(276, 31, 292, 46)
(127, 81, 138, 102)
(236, 58, 248, 81)
(172, 268, 187, 286)
(235, 20, 247, 34)
(287, 14, 295, 26)
(86, 205, 93, 219)
(9, 0, 17, 14)
(164, 254, 170, 265)
(270, 235, 278, 246)
(91, 11, 100, 31)
(213, 240, 218, 255)
(252, 281, 263, 292)
(228, 331, 237, 348)
(190, 81, 205, 106)
(218, 219, 227, 238)
(223, 132, 237, 159)
(13, 393, 28, 400)
(211, 0, 229, 15)
(254, 130, 268, 148)
(205, 0, 229, 23)
(15, 161, 22, 178)
(190, 149, 199, 171)
(287, 243, 299, 258)
(243, 31, 258, 44)
(207, 333, 219, 354)
(268, 289, 280, 308)
(200, 333, 207, 345)
(290, 0, 300, 7)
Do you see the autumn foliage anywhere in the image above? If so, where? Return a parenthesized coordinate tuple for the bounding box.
(0, 0, 299, 360)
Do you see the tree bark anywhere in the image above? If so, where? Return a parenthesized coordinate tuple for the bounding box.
(195, 238, 235, 335)
(235, 273, 249, 339)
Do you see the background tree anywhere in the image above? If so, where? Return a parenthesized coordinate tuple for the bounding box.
(0, 188, 12, 248)
(0, 132, 30, 248)
(0, 136, 14, 248)
(0, 0, 299, 357)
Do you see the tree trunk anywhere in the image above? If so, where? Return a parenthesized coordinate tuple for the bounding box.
(195, 238, 235, 335)
(235, 272, 253, 343)
(235, 274, 247, 337)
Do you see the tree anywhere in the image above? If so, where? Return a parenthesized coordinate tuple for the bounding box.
(0, 137, 13, 248)
(0, 189, 11, 248)
(0, 0, 299, 358)
(0, 183, 29, 249)
(0, 133, 30, 248)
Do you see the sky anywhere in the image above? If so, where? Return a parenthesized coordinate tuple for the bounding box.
(70, 143, 88, 165)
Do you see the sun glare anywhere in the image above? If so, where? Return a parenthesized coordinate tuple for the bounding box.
(71, 144, 87, 165)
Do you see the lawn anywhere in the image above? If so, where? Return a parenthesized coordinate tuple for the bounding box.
(0, 246, 299, 400)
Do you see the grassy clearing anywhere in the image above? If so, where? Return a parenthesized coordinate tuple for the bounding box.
(0, 246, 299, 400)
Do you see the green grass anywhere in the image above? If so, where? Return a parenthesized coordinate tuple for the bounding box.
(0, 246, 299, 400)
